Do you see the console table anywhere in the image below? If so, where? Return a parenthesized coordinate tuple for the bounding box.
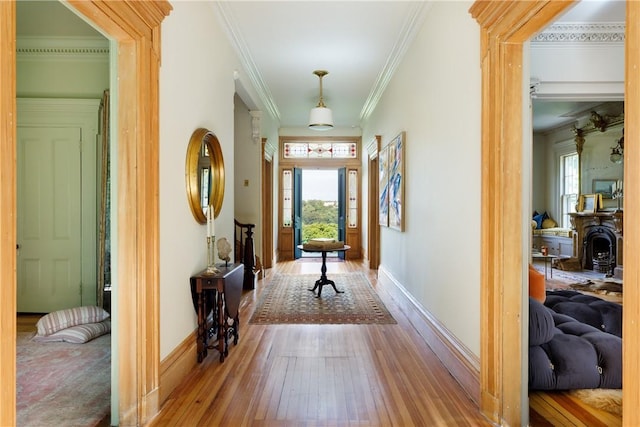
(190, 263, 243, 363)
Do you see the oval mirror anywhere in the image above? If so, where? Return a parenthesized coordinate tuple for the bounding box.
(185, 128, 225, 224)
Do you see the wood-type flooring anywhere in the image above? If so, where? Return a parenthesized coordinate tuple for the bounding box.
(150, 259, 620, 426)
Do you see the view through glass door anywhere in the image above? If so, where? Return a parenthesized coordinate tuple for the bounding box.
(295, 168, 346, 260)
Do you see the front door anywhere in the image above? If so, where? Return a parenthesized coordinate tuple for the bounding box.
(17, 126, 83, 312)
(337, 167, 346, 260)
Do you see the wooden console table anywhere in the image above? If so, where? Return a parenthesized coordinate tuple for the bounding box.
(190, 263, 243, 363)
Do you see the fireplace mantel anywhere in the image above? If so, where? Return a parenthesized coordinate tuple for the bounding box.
(569, 210, 623, 278)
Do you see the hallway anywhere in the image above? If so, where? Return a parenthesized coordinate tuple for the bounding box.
(150, 259, 491, 426)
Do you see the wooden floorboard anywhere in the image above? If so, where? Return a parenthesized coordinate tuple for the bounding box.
(149, 260, 492, 426)
(17, 259, 622, 426)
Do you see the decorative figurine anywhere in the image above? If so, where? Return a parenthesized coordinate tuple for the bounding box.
(217, 237, 232, 267)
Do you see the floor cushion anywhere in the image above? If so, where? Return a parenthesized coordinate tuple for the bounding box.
(529, 297, 621, 390)
(544, 290, 622, 337)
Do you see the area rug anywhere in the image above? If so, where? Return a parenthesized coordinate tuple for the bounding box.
(569, 388, 622, 416)
(17, 331, 111, 427)
(532, 263, 592, 285)
(249, 273, 396, 324)
(569, 279, 623, 296)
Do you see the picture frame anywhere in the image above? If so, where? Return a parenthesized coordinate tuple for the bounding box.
(387, 132, 405, 231)
(592, 179, 617, 199)
(378, 145, 389, 227)
(578, 193, 602, 214)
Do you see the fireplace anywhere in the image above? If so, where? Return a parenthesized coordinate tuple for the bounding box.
(583, 226, 617, 275)
(569, 211, 623, 279)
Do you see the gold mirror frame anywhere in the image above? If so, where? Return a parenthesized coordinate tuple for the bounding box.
(185, 128, 225, 224)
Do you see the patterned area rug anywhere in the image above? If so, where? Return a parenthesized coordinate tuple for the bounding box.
(17, 331, 110, 426)
(249, 273, 396, 324)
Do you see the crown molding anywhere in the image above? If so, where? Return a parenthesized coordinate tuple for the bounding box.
(16, 36, 109, 61)
(532, 22, 625, 44)
(213, 2, 280, 124)
(359, 1, 432, 123)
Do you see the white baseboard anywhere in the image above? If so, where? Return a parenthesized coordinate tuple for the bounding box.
(378, 265, 480, 405)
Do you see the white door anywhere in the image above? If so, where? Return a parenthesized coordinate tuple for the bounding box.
(17, 126, 83, 312)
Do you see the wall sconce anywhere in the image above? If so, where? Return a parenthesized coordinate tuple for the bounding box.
(610, 128, 624, 164)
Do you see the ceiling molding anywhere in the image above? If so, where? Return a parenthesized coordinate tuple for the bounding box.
(16, 36, 109, 62)
(359, 1, 431, 123)
(532, 22, 625, 44)
(213, 2, 280, 124)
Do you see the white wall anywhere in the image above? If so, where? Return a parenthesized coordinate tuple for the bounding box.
(234, 94, 261, 258)
(362, 1, 482, 355)
(158, 2, 276, 358)
(16, 37, 109, 99)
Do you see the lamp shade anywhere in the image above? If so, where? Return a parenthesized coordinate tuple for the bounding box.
(308, 106, 333, 131)
(610, 150, 623, 164)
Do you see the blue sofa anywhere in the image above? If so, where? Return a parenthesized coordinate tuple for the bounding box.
(528, 292, 622, 390)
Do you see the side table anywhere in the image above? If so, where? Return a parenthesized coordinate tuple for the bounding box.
(297, 245, 351, 297)
(531, 253, 558, 279)
(190, 263, 243, 363)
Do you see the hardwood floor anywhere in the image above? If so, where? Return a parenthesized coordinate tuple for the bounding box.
(149, 258, 621, 426)
(149, 259, 492, 426)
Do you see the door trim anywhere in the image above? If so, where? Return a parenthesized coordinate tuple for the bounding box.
(470, 1, 640, 425)
(0, 1, 172, 426)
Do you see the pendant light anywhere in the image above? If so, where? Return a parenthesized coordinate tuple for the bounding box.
(308, 70, 333, 131)
(609, 128, 624, 164)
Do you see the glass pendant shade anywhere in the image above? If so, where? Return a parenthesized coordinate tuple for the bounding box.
(309, 106, 333, 131)
(610, 149, 623, 164)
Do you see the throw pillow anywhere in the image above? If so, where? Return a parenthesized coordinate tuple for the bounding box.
(532, 212, 548, 229)
(36, 306, 110, 337)
(542, 218, 558, 229)
(32, 320, 111, 344)
(529, 265, 546, 303)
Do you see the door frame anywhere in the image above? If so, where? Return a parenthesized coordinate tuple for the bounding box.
(0, 1, 172, 425)
(261, 137, 274, 271)
(277, 136, 362, 261)
(470, 1, 640, 425)
(366, 135, 381, 269)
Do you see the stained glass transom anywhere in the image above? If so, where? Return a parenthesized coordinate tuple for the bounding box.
(283, 142, 357, 159)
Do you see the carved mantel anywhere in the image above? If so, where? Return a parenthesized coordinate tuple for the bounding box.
(569, 211, 623, 278)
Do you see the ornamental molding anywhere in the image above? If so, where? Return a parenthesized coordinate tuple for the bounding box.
(532, 23, 625, 43)
(17, 36, 109, 61)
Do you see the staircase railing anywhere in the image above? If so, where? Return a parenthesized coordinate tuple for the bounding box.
(234, 219, 255, 290)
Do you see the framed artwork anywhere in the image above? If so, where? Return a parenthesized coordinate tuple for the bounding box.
(378, 145, 389, 227)
(387, 132, 405, 231)
(593, 179, 617, 199)
(578, 193, 602, 214)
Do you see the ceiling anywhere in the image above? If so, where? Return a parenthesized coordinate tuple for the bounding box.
(16, 0, 626, 132)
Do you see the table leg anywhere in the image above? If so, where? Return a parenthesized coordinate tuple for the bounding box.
(308, 251, 344, 297)
(217, 289, 225, 362)
(196, 288, 206, 363)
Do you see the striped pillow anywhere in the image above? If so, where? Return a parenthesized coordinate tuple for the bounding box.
(36, 306, 110, 337)
(32, 320, 111, 344)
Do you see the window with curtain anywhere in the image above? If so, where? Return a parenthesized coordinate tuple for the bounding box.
(560, 152, 578, 228)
